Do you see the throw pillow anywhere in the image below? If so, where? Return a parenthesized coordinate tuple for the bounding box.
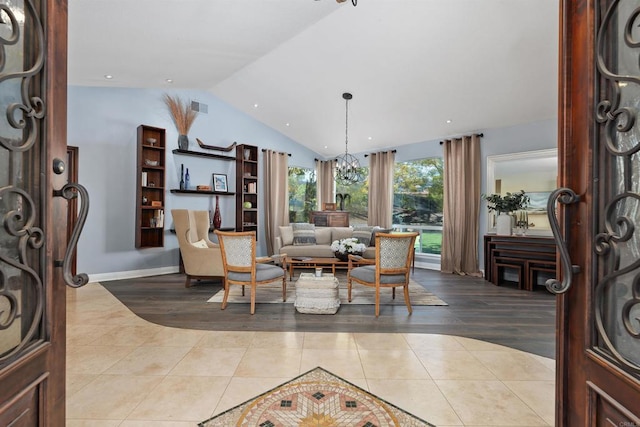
(279, 225, 294, 246)
(370, 227, 394, 246)
(352, 225, 374, 247)
(314, 227, 332, 245)
(292, 223, 316, 245)
(191, 239, 209, 249)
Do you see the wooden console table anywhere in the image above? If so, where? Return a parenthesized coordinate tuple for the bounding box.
(310, 211, 349, 227)
(484, 234, 557, 291)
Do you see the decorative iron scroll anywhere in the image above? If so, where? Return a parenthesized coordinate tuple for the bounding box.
(594, 0, 640, 373)
(53, 183, 90, 288)
(0, 188, 45, 364)
(0, 0, 46, 366)
(545, 188, 581, 294)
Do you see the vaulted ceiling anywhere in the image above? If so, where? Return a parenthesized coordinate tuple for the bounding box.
(68, 0, 559, 156)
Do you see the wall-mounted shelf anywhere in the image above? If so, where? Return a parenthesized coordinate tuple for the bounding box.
(172, 149, 235, 161)
(170, 189, 235, 196)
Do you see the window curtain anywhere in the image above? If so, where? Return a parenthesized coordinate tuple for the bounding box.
(263, 150, 289, 256)
(368, 151, 395, 227)
(441, 134, 483, 276)
(316, 159, 336, 210)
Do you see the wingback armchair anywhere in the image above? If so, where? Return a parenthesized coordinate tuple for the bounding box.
(171, 209, 224, 288)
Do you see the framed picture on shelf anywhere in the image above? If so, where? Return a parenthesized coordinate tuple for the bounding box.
(213, 174, 228, 192)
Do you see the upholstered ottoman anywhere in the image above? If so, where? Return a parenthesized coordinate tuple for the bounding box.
(294, 273, 340, 314)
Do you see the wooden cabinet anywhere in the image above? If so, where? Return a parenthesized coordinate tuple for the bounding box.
(310, 211, 349, 227)
(483, 234, 556, 291)
(136, 125, 166, 248)
(236, 144, 259, 235)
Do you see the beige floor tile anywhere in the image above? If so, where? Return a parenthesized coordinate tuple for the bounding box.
(303, 331, 358, 349)
(196, 330, 256, 348)
(126, 375, 231, 422)
(414, 349, 497, 380)
(66, 374, 163, 419)
(120, 421, 195, 427)
(300, 348, 365, 379)
(234, 347, 302, 377)
(504, 380, 556, 425)
(65, 420, 121, 427)
(66, 373, 98, 397)
(104, 346, 191, 376)
(530, 353, 557, 371)
(354, 332, 410, 350)
(472, 350, 556, 381)
(404, 333, 467, 351)
(66, 345, 136, 375)
(91, 324, 165, 347)
(169, 347, 246, 376)
(367, 379, 463, 426)
(142, 327, 206, 347)
(435, 379, 548, 426)
(359, 349, 431, 380)
(66, 324, 121, 346)
(213, 376, 291, 414)
(249, 331, 305, 348)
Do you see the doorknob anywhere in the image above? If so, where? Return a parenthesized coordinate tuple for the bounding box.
(546, 187, 581, 294)
(53, 182, 90, 288)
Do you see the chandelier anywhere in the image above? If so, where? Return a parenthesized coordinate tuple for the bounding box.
(335, 92, 363, 185)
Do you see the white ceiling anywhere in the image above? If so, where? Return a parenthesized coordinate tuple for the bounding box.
(68, 0, 559, 157)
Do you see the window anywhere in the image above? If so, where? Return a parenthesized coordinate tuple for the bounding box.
(288, 167, 316, 223)
(336, 166, 369, 225)
(393, 158, 443, 255)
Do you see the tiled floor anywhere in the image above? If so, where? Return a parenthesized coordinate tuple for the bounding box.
(66, 283, 556, 426)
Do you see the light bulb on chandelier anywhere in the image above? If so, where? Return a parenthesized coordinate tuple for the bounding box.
(335, 92, 363, 185)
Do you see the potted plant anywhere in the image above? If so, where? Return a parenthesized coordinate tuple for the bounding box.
(163, 94, 198, 150)
(330, 237, 366, 261)
(482, 190, 529, 235)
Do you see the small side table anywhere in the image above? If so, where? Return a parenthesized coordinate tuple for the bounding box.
(294, 273, 340, 314)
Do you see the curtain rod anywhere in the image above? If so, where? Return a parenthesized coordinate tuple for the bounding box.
(262, 148, 291, 156)
(364, 149, 397, 158)
(439, 132, 484, 145)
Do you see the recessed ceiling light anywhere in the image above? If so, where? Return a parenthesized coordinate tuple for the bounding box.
(104, 74, 113, 79)
(253, 103, 259, 108)
(446, 119, 452, 124)
(324, 145, 328, 149)
(368, 136, 372, 140)
(285, 123, 290, 127)
(165, 79, 173, 84)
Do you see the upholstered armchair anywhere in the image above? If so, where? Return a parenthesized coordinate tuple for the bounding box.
(214, 230, 286, 315)
(171, 209, 224, 288)
(347, 231, 419, 317)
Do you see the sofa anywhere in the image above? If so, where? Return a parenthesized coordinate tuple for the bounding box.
(274, 224, 392, 259)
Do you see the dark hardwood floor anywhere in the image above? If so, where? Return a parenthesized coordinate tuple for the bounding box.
(101, 268, 556, 358)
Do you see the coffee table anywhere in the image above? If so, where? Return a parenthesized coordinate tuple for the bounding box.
(284, 256, 363, 280)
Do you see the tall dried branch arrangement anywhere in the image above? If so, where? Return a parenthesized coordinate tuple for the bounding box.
(163, 94, 198, 135)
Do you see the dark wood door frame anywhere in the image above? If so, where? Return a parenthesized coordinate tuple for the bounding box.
(67, 146, 79, 276)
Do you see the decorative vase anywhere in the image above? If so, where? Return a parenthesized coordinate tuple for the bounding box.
(496, 213, 513, 236)
(178, 134, 189, 150)
(213, 195, 222, 229)
(333, 251, 361, 262)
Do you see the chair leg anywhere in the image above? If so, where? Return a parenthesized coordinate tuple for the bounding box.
(221, 282, 230, 310)
(403, 284, 412, 315)
(282, 276, 287, 302)
(242, 285, 245, 296)
(250, 285, 257, 315)
(347, 278, 353, 302)
(392, 287, 396, 300)
(184, 275, 192, 288)
(375, 287, 380, 317)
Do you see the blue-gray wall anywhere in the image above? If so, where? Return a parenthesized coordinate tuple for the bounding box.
(69, 86, 556, 280)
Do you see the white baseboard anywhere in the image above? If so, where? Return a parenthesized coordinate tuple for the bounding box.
(88, 266, 179, 283)
(414, 260, 440, 271)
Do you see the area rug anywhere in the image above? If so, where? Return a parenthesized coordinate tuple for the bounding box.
(206, 273, 447, 306)
(198, 367, 435, 427)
